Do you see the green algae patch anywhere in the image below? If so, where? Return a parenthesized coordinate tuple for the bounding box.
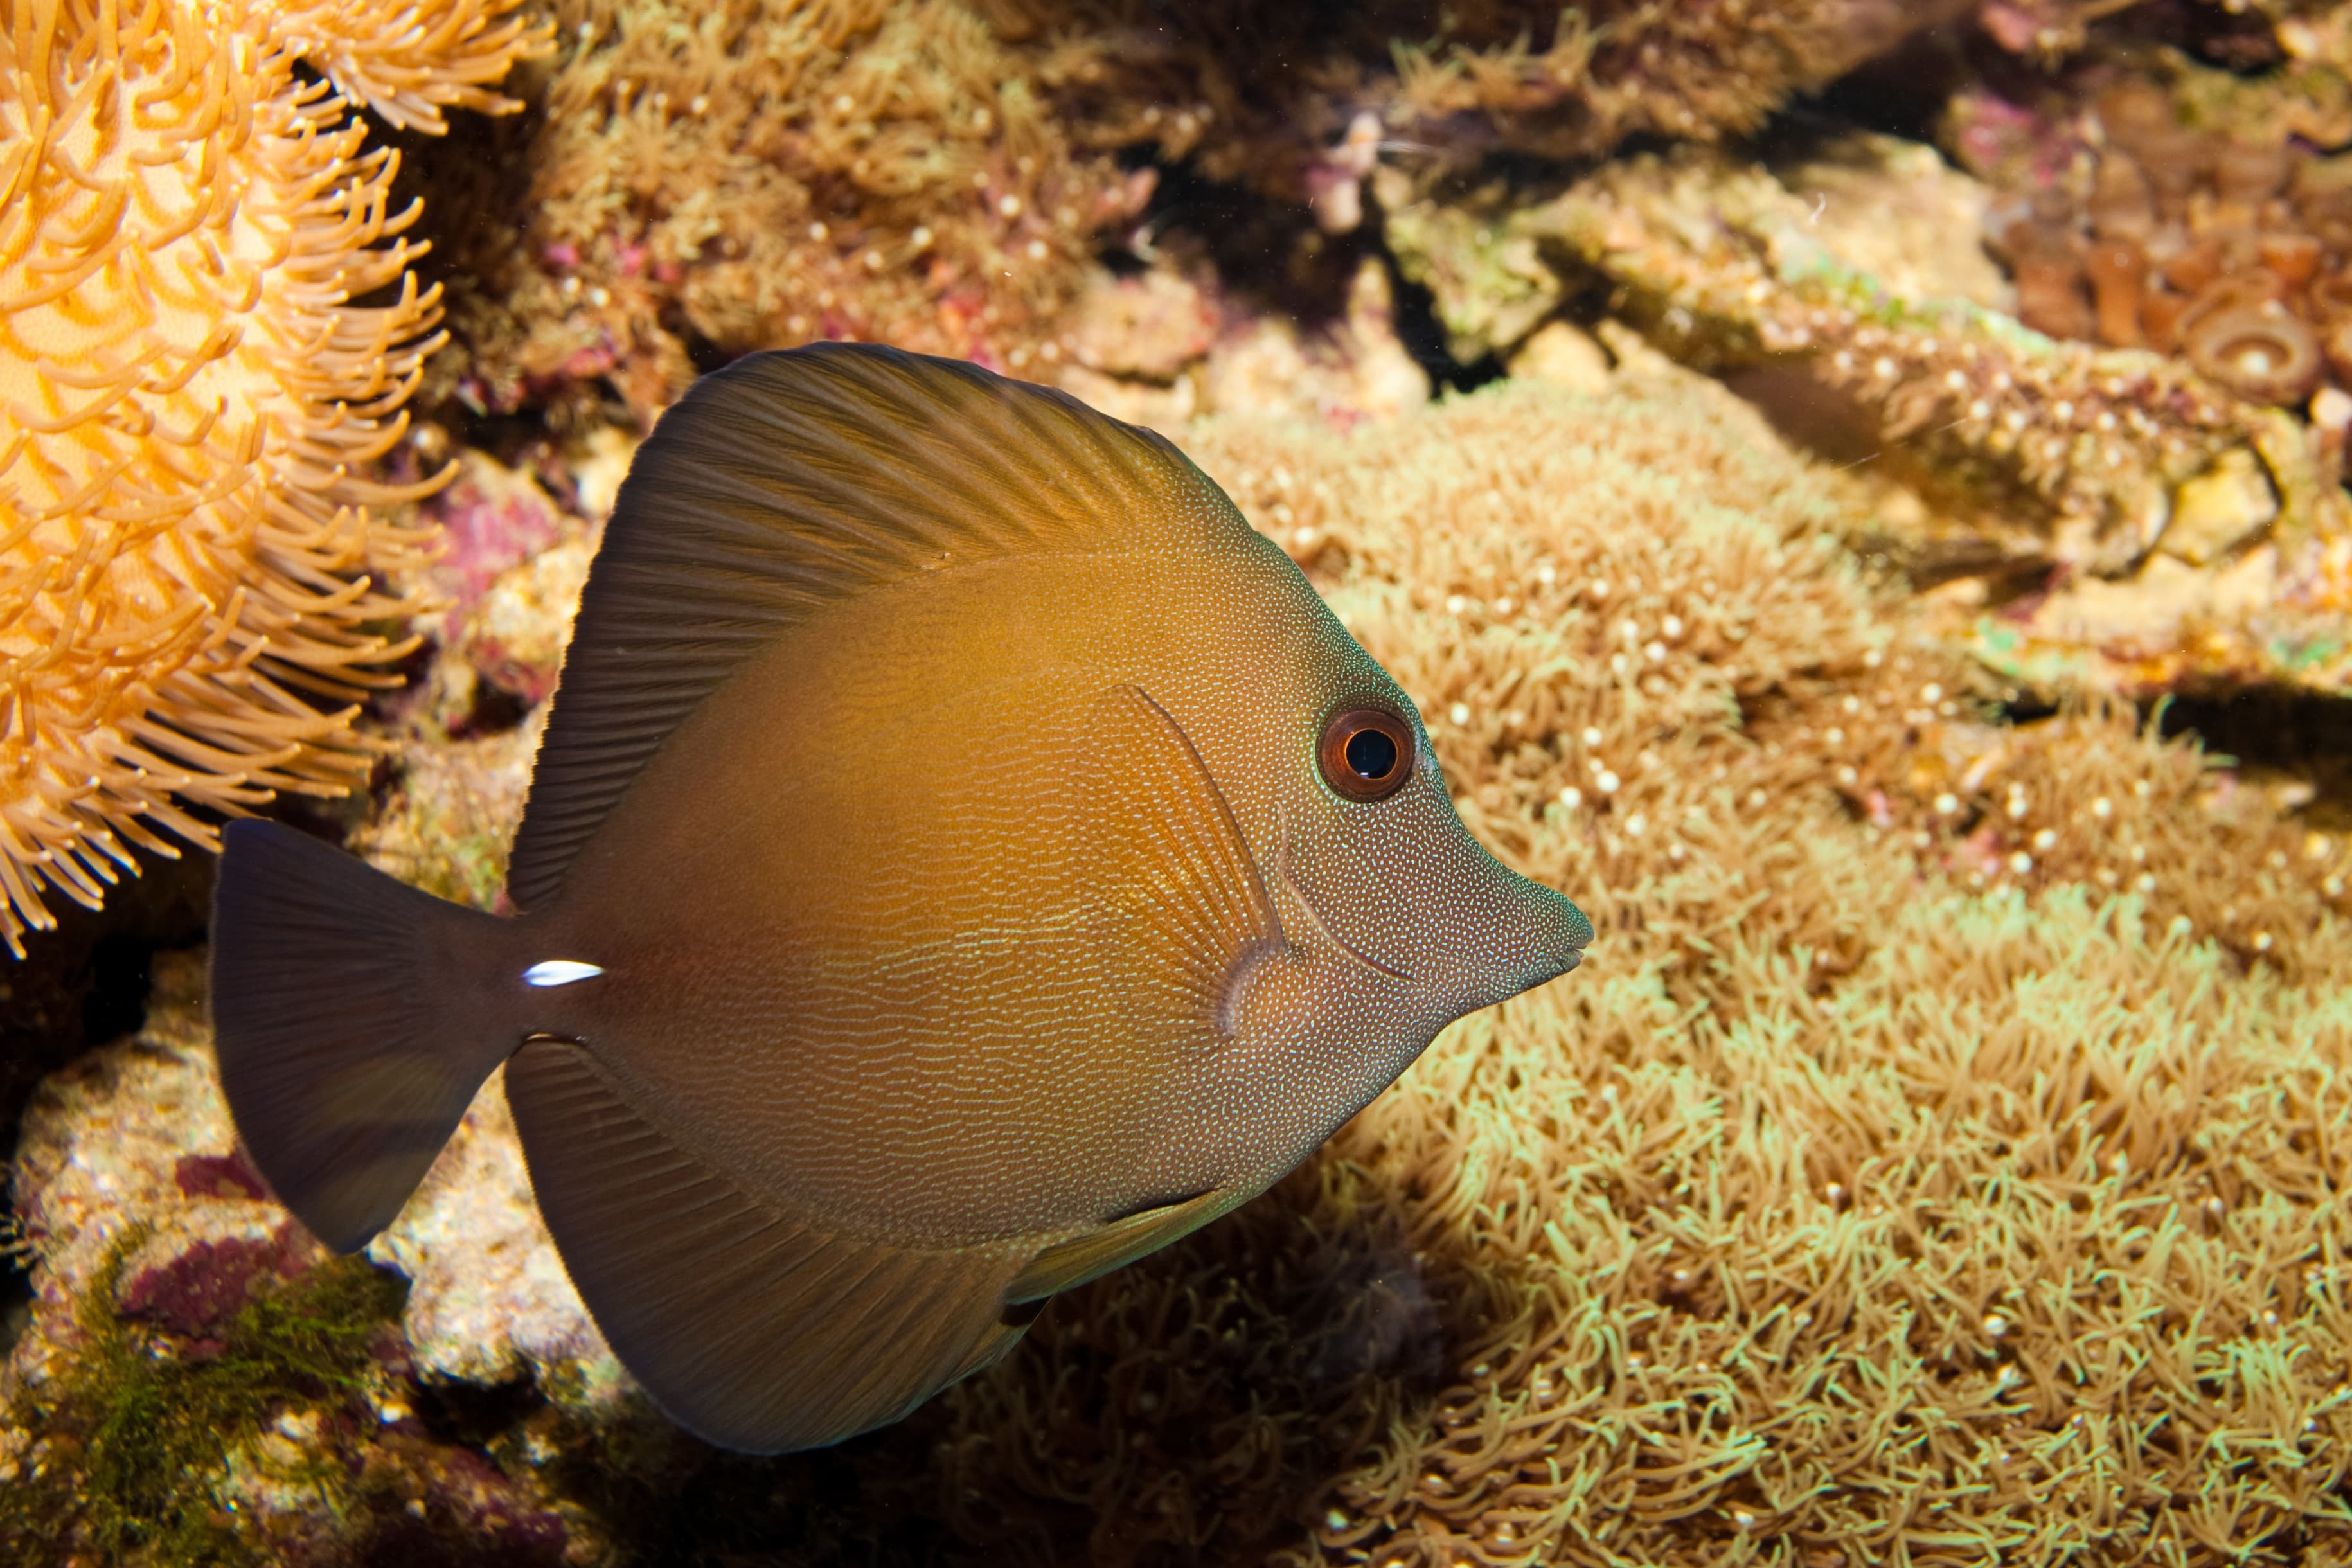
(1, 1233, 407, 1567)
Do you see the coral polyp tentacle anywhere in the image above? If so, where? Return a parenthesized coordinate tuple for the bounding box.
(0, 0, 551, 956)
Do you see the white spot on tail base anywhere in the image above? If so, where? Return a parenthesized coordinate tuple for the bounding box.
(524, 960, 605, 988)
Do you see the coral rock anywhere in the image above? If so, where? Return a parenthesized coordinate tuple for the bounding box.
(2164, 443, 2282, 566)
(1065, 268, 1219, 381)
(1528, 139, 2352, 698)
(370, 1065, 628, 1415)
(1375, 166, 1567, 363)
(2, 953, 598, 1562)
(1507, 319, 1617, 394)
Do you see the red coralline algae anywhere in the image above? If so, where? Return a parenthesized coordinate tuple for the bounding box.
(420, 458, 572, 618)
(173, 1152, 271, 1204)
(118, 1227, 308, 1343)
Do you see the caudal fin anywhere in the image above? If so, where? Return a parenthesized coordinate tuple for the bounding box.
(210, 819, 522, 1252)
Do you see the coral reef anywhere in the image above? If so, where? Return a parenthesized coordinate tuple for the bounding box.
(9, 359, 2347, 1564)
(12, 0, 2351, 1560)
(0, 0, 546, 956)
(991, 1, 1975, 216)
(0, 955, 583, 1566)
(459, 0, 2011, 424)
(1513, 139, 2352, 699)
(452, 0, 1158, 424)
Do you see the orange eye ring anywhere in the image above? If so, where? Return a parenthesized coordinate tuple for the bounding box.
(1318, 706, 1414, 802)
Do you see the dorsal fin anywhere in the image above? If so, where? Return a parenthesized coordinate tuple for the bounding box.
(507, 344, 1244, 911)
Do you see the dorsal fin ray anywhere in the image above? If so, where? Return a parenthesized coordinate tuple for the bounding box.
(507, 343, 1243, 911)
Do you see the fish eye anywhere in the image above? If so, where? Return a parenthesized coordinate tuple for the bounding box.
(1317, 706, 1414, 802)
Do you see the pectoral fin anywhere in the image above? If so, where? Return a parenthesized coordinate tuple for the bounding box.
(1008, 1186, 1249, 1303)
(1080, 684, 1286, 1039)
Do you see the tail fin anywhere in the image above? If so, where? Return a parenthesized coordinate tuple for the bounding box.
(210, 819, 522, 1252)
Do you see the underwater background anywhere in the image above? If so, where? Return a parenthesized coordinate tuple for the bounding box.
(4, 1, 2352, 1562)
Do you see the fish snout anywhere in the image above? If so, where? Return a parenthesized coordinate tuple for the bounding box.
(1449, 872, 1591, 1012)
(1510, 878, 1592, 988)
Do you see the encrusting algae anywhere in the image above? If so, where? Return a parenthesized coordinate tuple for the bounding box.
(0, 0, 548, 956)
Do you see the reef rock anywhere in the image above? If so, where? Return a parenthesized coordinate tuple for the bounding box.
(1060, 258, 1430, 434)
(0, 956, 592, 1565)
(1522, 137, 2352, 700)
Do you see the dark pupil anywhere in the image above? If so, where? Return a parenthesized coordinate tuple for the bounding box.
(1344, 726, 1398, 780)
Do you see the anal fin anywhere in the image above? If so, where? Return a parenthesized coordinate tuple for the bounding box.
(504, 1040, 1034, 1453)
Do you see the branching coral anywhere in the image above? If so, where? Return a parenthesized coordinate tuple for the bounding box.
(0, 0, 546, 955)
(929, 370, 2352, 1565)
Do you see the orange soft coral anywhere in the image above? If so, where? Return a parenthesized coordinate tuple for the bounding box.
(0, 0, 548, 955)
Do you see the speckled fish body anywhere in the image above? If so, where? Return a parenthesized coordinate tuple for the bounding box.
(209, 344, 1591, 1454)
(533, 540, 1558, 1243)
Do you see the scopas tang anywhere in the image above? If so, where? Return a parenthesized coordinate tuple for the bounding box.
(210, 344, 1592, 1452)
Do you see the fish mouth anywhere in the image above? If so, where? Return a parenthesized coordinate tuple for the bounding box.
(1274, 831, 1412, 984)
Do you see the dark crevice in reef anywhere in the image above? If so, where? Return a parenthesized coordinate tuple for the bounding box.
(0, 846, 211, 1132)
(1380, 247, 1506, 396)
(1797, 17, 1980, 147)
(2154, 689, 2352, 824)
(2, 850, 211, 1364)
(1130, 152, 1372, 328)
(1185, 143, 1502, 396)
(413, 1373, 546, 1452)
(1117, 145, 1510, 394)
(548, 1414, 958, 1568)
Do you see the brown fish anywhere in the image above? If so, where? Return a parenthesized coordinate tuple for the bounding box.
(211, 344, 1591, 1452)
